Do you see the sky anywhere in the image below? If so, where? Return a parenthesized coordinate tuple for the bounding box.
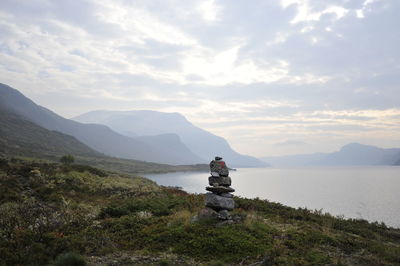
(1, 0, 399, 157)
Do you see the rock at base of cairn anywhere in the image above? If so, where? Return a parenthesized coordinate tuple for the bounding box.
(199, 208, 218, 219)
(205, 193, 235, 211)
(205, 186, 235, 194)
(208, 175, 231, 186)
(191, 208, 218, 223)
(217, 209, 232, 220)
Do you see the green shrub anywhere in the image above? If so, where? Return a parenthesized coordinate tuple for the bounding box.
(157, 258, 173, 266)
(1, 158, 400, 265)
(306, 250, 331, 264)
(99, 194, 190, 218)
(143, 222, 273, 262)
(208, 260, 225, 266)
(52, 252, 86, 266)
(60, 155, 75, 165)
(70, 164, 107, 177)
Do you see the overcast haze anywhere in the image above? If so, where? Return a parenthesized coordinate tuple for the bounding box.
(1, 0, 399, 157)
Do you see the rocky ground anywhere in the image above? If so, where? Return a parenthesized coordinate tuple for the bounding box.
(86, 252, 198, 266)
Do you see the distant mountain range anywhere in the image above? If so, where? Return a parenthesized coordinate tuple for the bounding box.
(262, 143, 400, 167)
(0, 83, 204, 165)
(0, 83, 266, 167)
(0, 100, 208, 174)
(2, 82, 398, 168)
(73, 110, 268, 167)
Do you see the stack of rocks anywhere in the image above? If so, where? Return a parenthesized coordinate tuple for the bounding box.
(204, 157, 235, 221)
(193, 157, 245, 224)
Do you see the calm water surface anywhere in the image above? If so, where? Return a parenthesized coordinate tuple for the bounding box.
(144, 166, 400, 228)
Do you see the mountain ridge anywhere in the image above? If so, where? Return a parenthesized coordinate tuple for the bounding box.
(73, 110, 268, 167)
(0, 83, 203, 165)
(261, 142, 400, 167)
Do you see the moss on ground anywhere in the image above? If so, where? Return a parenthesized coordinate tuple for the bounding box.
(0, 157, 399, 265)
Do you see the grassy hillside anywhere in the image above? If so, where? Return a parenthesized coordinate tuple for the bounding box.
(0, 110, 99, 158)
(1, 158, 399, 265)
(74, 155, 208, 174)
(0, 108, 208, 174)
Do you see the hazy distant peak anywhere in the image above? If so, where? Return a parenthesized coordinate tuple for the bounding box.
(339, 142, 380, 152)
(143, 133, 182, 141)
(0, 83, 55, 121)
(262, 142, 400, 167)
(74, 110, 189, 123)
(0, 83, 14, 89)
(0, 83, 24, 97)
(73, 109, 267, 167)
(124, 110, 188, 122)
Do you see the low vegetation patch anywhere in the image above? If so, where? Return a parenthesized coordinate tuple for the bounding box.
(1, 157, 399, 265)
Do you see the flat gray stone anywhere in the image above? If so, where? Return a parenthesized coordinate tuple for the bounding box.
(205, 186, 235, 194)
(220, 193, 233, 198)
(208, 175, 232, 186)
(205, 193, 235, 211)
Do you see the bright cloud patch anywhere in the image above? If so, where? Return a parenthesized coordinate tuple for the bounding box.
(281, 0, 349, 24)
(197, 0, 221, 22)
(182, 46, 291, 85)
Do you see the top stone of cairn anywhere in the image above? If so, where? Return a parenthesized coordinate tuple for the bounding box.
(209, 156, 229, 177)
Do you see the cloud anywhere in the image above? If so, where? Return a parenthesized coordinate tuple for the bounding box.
(274, 140, 308, 146)
(281, 0, 350, 24)
(0, 0, 399, 156)
(181, 46, 293, 85)
(197, 0, 221, 22)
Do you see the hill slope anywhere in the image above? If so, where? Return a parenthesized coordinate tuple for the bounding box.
(0, 83, 202, 165)
(0, 108, 100, 158)
(1, 158, 399, 265)
(262, 143, 400, 167)
(74, 110, 268, 167)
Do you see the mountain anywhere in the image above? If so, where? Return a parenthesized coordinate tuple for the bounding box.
(391, 151, 400, 165)
(0, 83, 203, 165)
(260, 152, 329, 168)
(320, 143, 400, 166)
(0, 108, 99, 158)
(133, 133, 205, 164)
(261, 143, 400, 167)
(73, 110, 268, 167)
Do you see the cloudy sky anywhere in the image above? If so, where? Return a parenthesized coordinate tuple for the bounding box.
(1, 0, 399, 157)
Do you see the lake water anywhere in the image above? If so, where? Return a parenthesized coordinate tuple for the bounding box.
(144, 166, 400, 228)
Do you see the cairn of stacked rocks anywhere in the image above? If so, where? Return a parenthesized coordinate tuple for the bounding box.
(204, 156, 235, 221)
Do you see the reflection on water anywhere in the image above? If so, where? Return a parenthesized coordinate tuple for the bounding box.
(145, 166, 400, 228)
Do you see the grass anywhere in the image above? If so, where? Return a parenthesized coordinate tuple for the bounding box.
(1, 157, 399, 265)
